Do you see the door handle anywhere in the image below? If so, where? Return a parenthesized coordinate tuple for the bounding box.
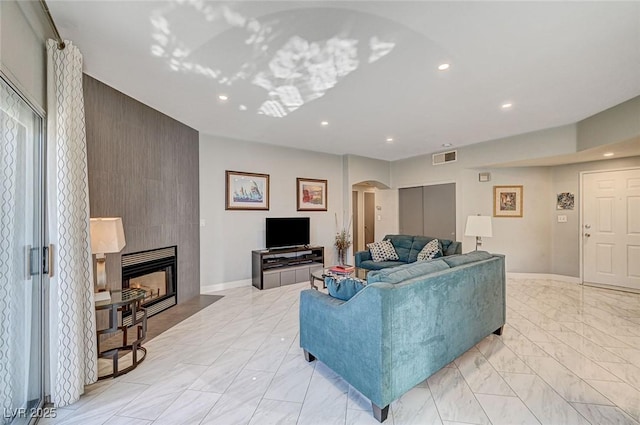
(584, 233, 591, 237)
(25, 245, 42, 279)
(43, 245, 54, 277)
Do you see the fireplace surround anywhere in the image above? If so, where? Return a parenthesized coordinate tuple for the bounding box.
(121, 246, 177, 325)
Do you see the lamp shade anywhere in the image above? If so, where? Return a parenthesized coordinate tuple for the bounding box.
(90, 217, 126, 254)
(465, 215, 493, 237)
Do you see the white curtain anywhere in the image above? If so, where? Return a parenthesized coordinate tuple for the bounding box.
(46, 39, 97, 407)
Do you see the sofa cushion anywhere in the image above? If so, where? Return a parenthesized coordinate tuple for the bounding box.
(442, 240, 461, 256)
(367, 240, 399, 262)
(384, 235, 414, 262)
(367, 259, 450, 284)
(417, 239, 442, 261)
(358, 260, 406, 270)
(325, 276, 366, 301)
(443, 250, 492, 268)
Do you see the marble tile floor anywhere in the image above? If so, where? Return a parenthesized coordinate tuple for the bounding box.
(43, 278, 640, 425)
(98, 294, 225, 354)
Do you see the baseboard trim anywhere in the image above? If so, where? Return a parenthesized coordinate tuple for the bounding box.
(201, 279, 252, 294)
(583, 281, 640, 294)
(507, 273, 582, 284)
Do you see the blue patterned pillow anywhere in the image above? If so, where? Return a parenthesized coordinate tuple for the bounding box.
(417, 239, 442, 261)
(325, 276, 366, 301)
(367, 240, 399, 262)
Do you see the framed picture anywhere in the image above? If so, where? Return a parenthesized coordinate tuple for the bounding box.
(225, 170, 269, 210)
(557, 192, 575, 210)
(297, 178, 328, 211)
(493, 185, 523, 217)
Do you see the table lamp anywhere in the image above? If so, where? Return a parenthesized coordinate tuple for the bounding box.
(90, 217, 126, 292)
(465, 215, 492, 251)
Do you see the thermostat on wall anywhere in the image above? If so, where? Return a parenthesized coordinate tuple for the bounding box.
(479, 172, 491, 182)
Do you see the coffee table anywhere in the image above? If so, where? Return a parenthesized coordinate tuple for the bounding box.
(309, 267, 369, 290)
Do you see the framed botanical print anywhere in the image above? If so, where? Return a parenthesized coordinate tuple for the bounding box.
(297, 178, 327, 211)
(225, 170, 269, 210)
(493, 185, 523, 217)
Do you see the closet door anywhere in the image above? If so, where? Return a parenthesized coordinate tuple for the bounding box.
(399, 186, 424, 235)
(423, 183, 456, 240)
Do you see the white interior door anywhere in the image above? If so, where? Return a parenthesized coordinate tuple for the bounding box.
(583, 168, 640, 290)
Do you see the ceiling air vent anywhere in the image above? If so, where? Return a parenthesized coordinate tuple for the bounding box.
(432, 150, 457, 165)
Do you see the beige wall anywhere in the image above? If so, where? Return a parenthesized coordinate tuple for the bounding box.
(577, 96, 640, 151)
(199, 135, 345, 290)
(347, 155, 391, 188)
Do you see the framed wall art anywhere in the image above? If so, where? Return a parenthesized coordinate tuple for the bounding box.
(556, 192, 575, 210)
(493, 185, 523, 217)
(297, 178, 328, 211)
(225, 170, 270, 210)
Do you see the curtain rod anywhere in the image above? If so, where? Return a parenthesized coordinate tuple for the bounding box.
(39, 0, 65, 50)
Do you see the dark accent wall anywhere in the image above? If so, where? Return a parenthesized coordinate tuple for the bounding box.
(83, 74, 200, 303)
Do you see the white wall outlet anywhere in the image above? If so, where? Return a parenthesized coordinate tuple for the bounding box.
(557, 215, 567, 223)
(200, 219, 206, 227)
(377, 215, 382, 221)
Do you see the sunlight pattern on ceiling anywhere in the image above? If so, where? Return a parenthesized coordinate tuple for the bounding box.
(254, 36, 359, 117)
(150, 1, 395, 118)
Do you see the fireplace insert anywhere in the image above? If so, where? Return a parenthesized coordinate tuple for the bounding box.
(121, 246, 177, 324)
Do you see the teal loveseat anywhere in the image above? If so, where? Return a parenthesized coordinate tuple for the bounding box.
(299, 251, 505, 422)
(354, 234, 462, 270)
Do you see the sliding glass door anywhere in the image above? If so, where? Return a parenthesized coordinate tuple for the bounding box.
(1, 76, 45, 425)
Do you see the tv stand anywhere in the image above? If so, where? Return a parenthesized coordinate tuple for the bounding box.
(252, 246, 324, 290)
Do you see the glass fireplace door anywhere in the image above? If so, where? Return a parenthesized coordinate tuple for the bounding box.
(1, 76, 45, 425)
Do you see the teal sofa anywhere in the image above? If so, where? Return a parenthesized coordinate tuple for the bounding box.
(354, 234, 462, 270)
(299, 251, 505, 422)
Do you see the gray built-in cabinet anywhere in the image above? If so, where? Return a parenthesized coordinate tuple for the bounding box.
(399, 183, 456, 240)
(252, 246, 324, 290)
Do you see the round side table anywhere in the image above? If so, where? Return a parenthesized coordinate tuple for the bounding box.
(95, 288, 148, 380)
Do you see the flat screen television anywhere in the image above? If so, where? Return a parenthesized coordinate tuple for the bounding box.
(266, 217, 310, 249)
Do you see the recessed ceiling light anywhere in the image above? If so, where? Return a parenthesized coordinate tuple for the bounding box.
(218, 94, 228, 101)
(320, 120, 329, 126)
(386, 137, 394, 143)
(438, 63, 450, 71)
(501, 103, 513, 109)
(603, 152, 614, 157)
(238, 104, 247, 111)
(442, 143, 452, 147)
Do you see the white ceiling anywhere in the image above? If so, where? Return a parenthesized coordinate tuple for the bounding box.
(48, 1, 640, 161)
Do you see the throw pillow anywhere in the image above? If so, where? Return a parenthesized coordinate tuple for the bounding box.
(417, 238, 442, 261)
(367, 240, 399, 262)
(325, 276, 366, 301)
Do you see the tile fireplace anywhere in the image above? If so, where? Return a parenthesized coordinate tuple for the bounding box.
(121, 246, 177, 325)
